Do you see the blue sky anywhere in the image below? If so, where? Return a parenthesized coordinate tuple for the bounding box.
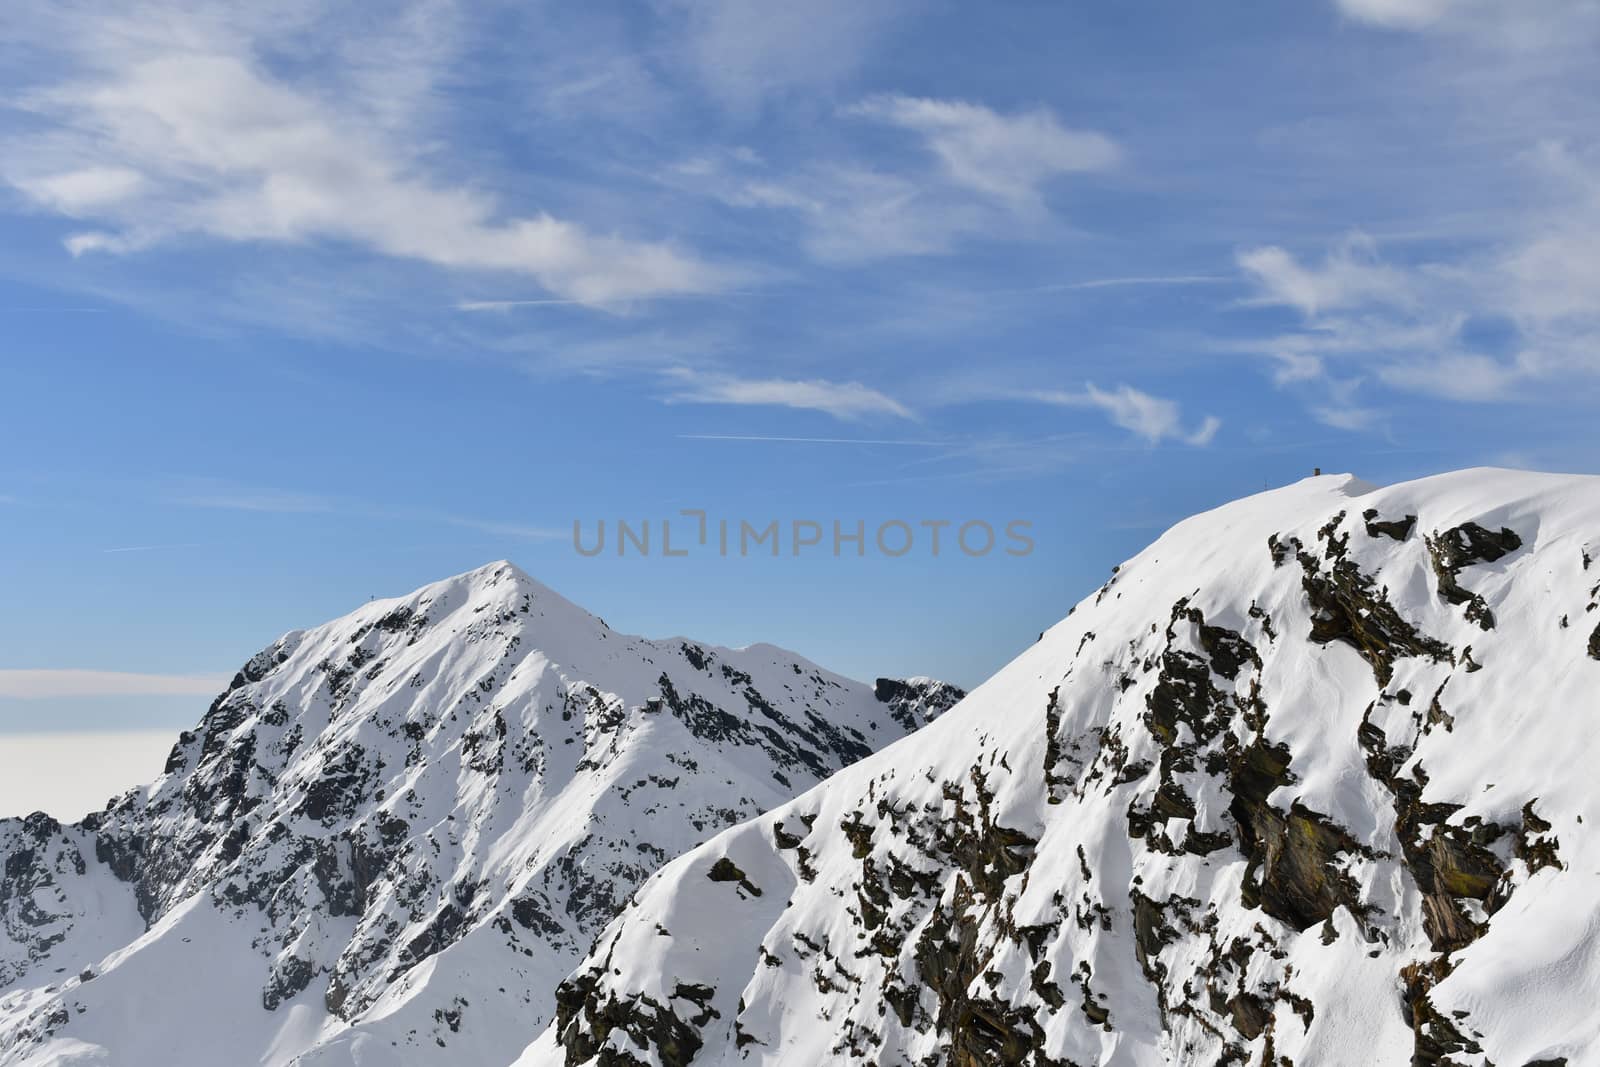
(3, 0, 1600, 734)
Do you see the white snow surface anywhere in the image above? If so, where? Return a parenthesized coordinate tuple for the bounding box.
(541, 469, 1600, 1067)
(0, 562, 953, 1066)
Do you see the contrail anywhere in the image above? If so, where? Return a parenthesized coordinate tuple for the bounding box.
(1040, 275, 1231, 291)
(103, 543, 205, 553)
(0, 306, 110, 313)
(678, 433, 949, 447)
(454, 299, 580, 312)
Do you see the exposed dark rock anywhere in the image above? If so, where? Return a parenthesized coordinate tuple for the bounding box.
(1425, 522, 1521, 631)
(874, 677, 966, 731)
(1357, 707, 1511, 952)
(1227, 991, 1273, 1040)
(0, 814, 92, 988)
(1516, 801, 1561, 875)
(1402, 958, 1484, 1066)
(1232, 778, 1368, 930)
(1362, 509, 1417, 541)
(706, 857, 762, 898)
(263, 954, 319, 1010)
(555, 965, 703, 1067)
(1041, 686, 1075, 803)
(1294, 518, 1454, 685)
(1431, 522, 1523, 570)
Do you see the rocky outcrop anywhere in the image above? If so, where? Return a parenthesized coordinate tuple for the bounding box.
(0, 563, 952, 1067)
(1283, 514, 1455, 685)
(873, 677, 967, 731)
(1425, 522, 1523, 630)
(550, 470, 1600, 1067)
(0, 815, 93, 989)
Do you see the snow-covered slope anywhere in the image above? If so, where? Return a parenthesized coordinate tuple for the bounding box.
(547, 469, 1600, 1067)
(0, 562, 960, 1067)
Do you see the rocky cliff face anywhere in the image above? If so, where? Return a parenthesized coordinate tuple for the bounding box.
(548, 470, 1600, 1067)
(0, 814, 141, 996)
(0, 562, 955, 1067)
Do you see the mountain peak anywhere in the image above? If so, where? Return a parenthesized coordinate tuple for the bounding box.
(0, 567, 953, 1066)
(549, 467, 1600, 1067)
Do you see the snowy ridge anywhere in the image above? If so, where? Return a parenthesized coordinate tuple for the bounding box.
(547, 470, 1600, 1067)
(0, 562, 955, 1066)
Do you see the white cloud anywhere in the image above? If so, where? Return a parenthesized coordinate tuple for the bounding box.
(673, 0, 908, 112)
(851, 95, 1121, 208)
(1266, 349, 1327, 385)
(1334, 0, 1598, 43)
(679, 433, 944, 446)
(1501, 147, 1600, 326)
(0, 7, 727, 307)
(683, 98, 1120, 263)
(1046, 276, 1231, 291)
(726, 164, 991, 262)
(1377, 352, 1523, 401)
(1238, 234, 1415, 317)
(662, 367, 913, 420)
(1184, 415, 1224, 447)
(454, 299, 581, 313)
(439, 516, 565, 541)
(16, 166, 147, 212)
(0, 670, 228, 699)
(1239, 160, 1600, 407)
(1335, 0, 1460, 29)
(1029, 383, 1221, 446)
(1311, 404, 1382, 431)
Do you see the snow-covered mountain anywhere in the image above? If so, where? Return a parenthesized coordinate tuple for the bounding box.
(546, 469, 1600, 1067)
(0, 562, 961, 1067)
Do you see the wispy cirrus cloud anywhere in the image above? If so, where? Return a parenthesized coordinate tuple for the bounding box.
(173, 484, 335, 513)
(1041, 276, 1232, 292)
(1228, 2, 1600, 423)
(438, 516, 566, 542)
(662, 367, 913, 420)
(713, 162, 990, 261)
(670, 0, 911, 112)
(1238, 233, 1417, 317)
(0, 2, 729, 308)
(0, 669, 228, 699)
(1239, 149, 1600, 406)
(164, 478, 564, 540)
(849, 94, 1121, 209)
(454, 299, 583, 313)
(1334, 0, 1461, 30)
(1335, 0, 1599, 43)
(679, 96, 1120, 263)
(1025, 383, 1221, 446)
(1310, 404, 1382, 432)
(679, 433, 944, 446)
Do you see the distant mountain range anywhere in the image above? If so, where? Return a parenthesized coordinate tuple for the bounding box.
(0, 562, 960, 1066)
(7, 468, 1600, 1066)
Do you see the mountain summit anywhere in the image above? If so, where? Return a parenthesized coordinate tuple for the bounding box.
(547, 469, 1600, 1067)
(0, 562, 960, 1067)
